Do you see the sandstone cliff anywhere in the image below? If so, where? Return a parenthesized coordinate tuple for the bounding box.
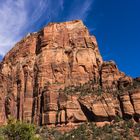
(0, 20, 139, 127)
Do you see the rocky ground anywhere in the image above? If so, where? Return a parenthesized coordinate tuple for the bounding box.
(37, 120, 140, 140)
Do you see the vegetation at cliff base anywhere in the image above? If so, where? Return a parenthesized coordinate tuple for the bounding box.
(58, 121, 140, 140)
(38, 121, 140, 140)
(0, 118, 140, 140)
(0, 117, 40, 140)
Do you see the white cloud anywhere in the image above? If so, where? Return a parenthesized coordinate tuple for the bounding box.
(60, 0, 64, 10)
(66, 0, 93, 21)
(0, 0, 27, 56)
(28, 0, 48, 26)
(0, 0, 52, 56)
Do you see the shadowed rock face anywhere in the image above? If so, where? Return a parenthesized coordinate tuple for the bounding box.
(0, 20, 140, 127)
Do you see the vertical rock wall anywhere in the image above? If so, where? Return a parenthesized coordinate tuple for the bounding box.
(0, 20, 139, 126)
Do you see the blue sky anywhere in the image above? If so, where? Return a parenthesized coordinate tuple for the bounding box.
(0, 0, 139, 78)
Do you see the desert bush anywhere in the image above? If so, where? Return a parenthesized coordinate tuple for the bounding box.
(1, 117, 40, 140)
(134, 123, 140, 137)
(58, 122, 137, 140)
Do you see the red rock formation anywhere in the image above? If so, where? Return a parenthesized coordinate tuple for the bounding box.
(0, 20, 140, 127)
(1, 33, 37, 123)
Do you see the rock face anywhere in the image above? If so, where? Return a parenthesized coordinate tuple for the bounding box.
(0, 20, 140, 127)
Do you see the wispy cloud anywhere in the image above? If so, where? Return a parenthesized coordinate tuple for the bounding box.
(0, 0, 64, 56)
(66, 0, 93, 21)
(0, 0, 27, 56)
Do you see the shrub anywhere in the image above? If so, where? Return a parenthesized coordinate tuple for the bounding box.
(1, 117, 40, 140)
(114, 116, 123, 122)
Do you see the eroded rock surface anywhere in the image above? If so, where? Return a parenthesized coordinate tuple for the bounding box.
(0, 20, 140, 127)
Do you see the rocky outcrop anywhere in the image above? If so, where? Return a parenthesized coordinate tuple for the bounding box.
(0, 20, 139, 127)
(1, 32, 37, 123)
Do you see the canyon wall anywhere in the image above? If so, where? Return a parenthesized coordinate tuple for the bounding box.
(0, 20, 140, 126)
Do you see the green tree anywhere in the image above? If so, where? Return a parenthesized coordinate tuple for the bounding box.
(2, 117, 40, 140)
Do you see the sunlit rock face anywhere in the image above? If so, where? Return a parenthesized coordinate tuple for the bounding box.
(0, 20, 140, 127)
